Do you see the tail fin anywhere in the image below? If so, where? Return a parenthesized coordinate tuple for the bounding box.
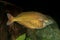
(7, 13, 14, 25)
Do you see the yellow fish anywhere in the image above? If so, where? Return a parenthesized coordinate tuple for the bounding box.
(7, 11, 53, 29)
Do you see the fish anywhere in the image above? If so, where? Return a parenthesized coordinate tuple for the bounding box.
(6, 11, 53, 29)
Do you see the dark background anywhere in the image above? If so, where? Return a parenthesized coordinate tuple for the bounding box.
(0, 0, 60, 40)
(3, 0, 60, 28)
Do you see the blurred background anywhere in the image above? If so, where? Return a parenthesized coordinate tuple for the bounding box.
(0, 0, 60, 40)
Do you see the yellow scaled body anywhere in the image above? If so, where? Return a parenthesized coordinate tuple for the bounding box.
(7, 11, 52, 29)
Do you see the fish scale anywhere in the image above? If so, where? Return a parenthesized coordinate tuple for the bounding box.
(13, 12, 50, 29)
